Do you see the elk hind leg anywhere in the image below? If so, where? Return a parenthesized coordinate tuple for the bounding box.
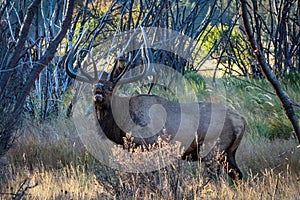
(224, 149, 243, 182)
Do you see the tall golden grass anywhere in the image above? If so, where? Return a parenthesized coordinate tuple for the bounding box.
(1, 119, 299, 199)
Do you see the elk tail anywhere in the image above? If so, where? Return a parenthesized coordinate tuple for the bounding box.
(227, 115, 247, 156)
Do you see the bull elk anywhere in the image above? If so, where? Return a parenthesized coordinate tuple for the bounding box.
(66, 54, 246, 182)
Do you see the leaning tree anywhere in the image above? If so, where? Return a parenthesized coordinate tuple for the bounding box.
(239, 0, 300, 144)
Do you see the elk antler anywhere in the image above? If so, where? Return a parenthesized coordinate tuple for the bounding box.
(113, 27, 156, 86)
(66, 27, 156, 86)
(65, 46, 99, 83)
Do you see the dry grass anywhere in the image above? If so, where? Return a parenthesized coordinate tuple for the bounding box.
(0, 119, 299, 200)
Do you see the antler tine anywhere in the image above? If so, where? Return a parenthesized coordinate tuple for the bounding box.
(66, 49, 90, 83)
(115, 26, 156, 86)
(108, 56, 121, 82)
(114, 63, 147, 86)
(65, 24, 101, 83)
(140, 26, 154, 65)
(89, 51, 99, 82)
(65, 46, 98, 83)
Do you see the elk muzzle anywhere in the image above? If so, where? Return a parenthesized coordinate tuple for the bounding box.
(93, 83, 105, 103)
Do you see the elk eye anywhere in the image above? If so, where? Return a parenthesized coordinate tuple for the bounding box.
(104, 85, 112, 91)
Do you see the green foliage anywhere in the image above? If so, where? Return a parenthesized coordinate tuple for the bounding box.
(247, 116, 293, 141)
(199, 25, 222, 55)
(179, 74, 298, 141)
(184, 71, 207, 98)
(199, 25, 249, 58)
(268, 116, 294, 140)
(281, 72, 300, 90)
(220, 77, 299, 141)
(197, 24, 251, 75)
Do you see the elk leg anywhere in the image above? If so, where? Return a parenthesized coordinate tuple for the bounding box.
(224, 149, 243, 181)
(202, 151, 222, 183)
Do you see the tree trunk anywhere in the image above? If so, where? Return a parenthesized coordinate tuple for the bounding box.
(240, 0, 300, 145)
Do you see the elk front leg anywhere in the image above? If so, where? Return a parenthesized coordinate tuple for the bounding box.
(202, 149, 223, 183)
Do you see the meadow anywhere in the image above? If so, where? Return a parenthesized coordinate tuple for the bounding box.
(1, 75, 300, 199)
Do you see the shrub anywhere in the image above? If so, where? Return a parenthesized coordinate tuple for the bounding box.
(268, 116, 294, 140)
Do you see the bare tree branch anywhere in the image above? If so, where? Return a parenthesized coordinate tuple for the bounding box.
(16, 0, 75, 116)
(0, 0, 41, 97)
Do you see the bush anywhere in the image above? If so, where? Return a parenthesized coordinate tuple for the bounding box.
(268, 116, 294, 140)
